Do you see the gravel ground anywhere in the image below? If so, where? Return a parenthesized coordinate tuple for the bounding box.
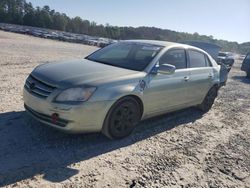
(0, 30, 249, 188)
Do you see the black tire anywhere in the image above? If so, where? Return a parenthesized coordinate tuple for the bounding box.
(102, 97, 141, 139)
(198, 86, 218, 112)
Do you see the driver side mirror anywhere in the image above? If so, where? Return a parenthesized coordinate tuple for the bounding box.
(151, 64, 176, 75)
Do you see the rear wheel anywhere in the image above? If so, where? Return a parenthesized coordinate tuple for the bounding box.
(102, 97, 141, 139)
(198, 86, 218, 112)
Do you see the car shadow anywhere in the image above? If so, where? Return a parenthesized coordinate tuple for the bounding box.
(0, 108, 203, 186)
(232, 75, 250, 84)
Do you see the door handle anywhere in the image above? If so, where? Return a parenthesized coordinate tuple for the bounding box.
(208, 74, 213, 78)
(184, 76, 190, 81)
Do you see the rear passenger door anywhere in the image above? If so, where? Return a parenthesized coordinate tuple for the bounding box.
(186, 50, 214, 104)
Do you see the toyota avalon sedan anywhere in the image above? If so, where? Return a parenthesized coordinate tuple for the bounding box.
(24, 40, 222, 139)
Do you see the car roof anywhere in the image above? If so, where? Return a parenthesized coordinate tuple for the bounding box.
(124, 39, 212, 56)
(125, 39, 177, 47)
(124, 39, 202, 50)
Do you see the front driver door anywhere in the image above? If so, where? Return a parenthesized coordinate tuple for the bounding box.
(143, 48, 190, 116)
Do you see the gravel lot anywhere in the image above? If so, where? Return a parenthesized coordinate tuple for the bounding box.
(0, 30, 249, 188)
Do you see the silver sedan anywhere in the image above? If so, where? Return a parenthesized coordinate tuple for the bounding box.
(23, 40, 222, 139)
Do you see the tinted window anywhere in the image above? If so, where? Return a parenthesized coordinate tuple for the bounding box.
(86, 42, 163, 71)
(218, 52, 227, 57)
(189, 50, 207, 68)
(159, 49, 187, 69)
(205, 55, 212, 67)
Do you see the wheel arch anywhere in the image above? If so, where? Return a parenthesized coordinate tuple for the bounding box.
(123, 95, 144, 118)
(101, 94, 144, 139)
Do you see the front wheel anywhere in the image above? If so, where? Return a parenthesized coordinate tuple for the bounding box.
(198, 86, 218, 112)
(102, 97, 141, 139)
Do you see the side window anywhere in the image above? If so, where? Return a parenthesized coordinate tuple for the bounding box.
(159, 49, 187, 69)
(188, 50, 207, 68)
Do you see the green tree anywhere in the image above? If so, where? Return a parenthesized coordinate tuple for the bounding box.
(53, 12, 68, 30)
(23, 2, 35, 26)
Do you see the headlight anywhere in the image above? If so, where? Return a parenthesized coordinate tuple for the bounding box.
(55, 87, 96, 103)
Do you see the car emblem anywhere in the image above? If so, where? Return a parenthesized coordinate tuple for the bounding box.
(29, 83, 36, 90)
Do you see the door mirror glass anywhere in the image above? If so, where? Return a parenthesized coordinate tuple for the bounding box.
(157, 64, 176, 75)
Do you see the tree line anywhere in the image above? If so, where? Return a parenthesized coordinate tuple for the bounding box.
(0, 0, 249, 54)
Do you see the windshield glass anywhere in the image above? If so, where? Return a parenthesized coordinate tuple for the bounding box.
(86, 42, 163, 71)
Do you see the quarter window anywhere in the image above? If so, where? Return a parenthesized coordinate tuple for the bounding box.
(188, 50, 207, 68)
(159, 49, 187, 69)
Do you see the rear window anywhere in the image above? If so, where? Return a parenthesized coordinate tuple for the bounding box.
(188, 50, 207, 68)
(218, 52, 227, 57)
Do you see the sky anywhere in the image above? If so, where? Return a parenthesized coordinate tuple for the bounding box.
(28, 0, 250, 43)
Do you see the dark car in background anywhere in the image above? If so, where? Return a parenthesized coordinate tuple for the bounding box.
(217, 52, 235, 70)
(241, 53, 250, 77)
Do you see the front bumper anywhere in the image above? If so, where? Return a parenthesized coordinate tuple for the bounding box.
(23, 88, 114, 133)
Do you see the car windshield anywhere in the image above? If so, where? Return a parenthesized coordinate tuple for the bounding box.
(86, 42, 163, 71)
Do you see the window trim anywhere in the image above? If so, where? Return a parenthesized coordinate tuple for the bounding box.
(159, 47, 188, 70)
(187, 49, 211, 68)
(205, 55, 212, 67)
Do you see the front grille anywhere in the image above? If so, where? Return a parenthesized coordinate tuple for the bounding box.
(25, 75, 56, 99)
(24, 104, 69, 127)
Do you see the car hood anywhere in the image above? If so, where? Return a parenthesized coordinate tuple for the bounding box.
(31, 59, 146, 88)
